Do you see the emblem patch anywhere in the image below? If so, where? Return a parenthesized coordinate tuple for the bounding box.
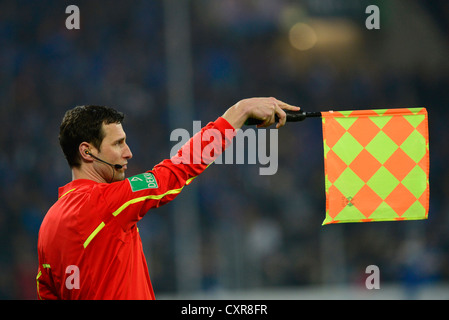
(127, 173, 158, 192)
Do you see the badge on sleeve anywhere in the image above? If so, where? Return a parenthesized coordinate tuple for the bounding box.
(127, 173, 158, 192)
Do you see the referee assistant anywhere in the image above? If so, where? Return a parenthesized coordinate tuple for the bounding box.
(36, 98, 299, 299)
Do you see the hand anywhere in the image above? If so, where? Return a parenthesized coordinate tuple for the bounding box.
(222, 97, 300, 129)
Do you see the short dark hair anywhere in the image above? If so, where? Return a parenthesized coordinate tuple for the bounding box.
(59, 105, 124, 168)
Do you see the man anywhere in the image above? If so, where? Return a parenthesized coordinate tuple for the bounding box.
(36, 97, 299, 299)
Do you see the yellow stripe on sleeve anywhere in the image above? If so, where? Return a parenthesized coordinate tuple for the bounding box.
(59, 188, 77, 199)
(83, 187, 184, 248)
(36, 270, 42, 300)
(83, 222, 105, 248)
(112, 187, 184, 217)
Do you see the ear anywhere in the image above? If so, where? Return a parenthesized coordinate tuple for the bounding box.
(79, 142, 93, 162)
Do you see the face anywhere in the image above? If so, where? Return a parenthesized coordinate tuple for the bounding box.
(94, 122, 133, 182)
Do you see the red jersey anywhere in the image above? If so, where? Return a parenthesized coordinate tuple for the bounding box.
(36, 117, 235, 300)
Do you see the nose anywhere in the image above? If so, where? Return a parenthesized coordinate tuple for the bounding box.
(123, 143, 133, 160)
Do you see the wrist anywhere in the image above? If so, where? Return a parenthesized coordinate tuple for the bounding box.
(222, 101, 250, 130)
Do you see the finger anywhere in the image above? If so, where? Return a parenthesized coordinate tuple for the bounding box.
(270, 99, 282, 128)
(257, 102, 276, 128)
(257, 112, 275, 128)
(275, 99, 301, 111)
(269, 99, 287, 129)
(274, 104, 287, 129)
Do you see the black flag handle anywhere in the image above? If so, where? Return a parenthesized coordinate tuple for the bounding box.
(245, 110, 321, 126)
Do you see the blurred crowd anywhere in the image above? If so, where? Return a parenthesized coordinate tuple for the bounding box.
(0, 0, 448, 299)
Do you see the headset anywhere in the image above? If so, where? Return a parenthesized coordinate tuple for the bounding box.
(84, 150, 123, 170)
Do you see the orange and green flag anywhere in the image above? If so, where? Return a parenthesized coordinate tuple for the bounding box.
(321, 107, 429, 225)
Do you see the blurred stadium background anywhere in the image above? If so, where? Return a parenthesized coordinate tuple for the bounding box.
(0, 0, 448, 299)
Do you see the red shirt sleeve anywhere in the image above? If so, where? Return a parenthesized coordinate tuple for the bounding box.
(99, 117, 235, 230)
